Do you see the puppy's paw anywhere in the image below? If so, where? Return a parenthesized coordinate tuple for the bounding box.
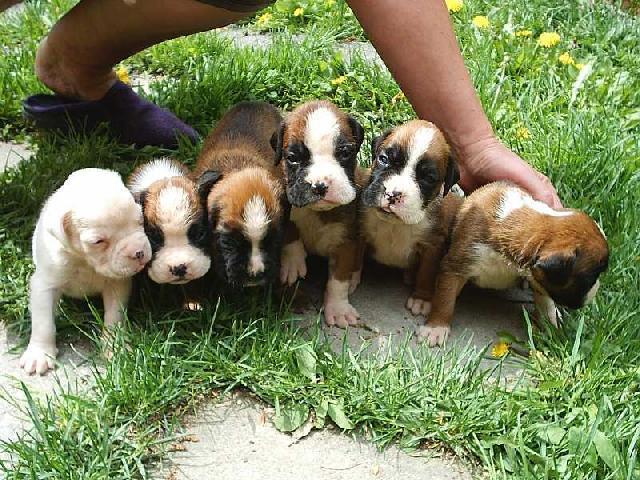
(348, 270, 362, 295)
(416, 324, 450, 347)
(19, 343, 57, 375)
(324, 300, 360, 328)
(406, 296, 431, 316)
(280, 241, 307, 286)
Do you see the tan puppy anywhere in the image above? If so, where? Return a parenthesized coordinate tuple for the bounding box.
(128, 158, 211, 285)
(273, 100, 365, 327)
(20, 169, 151, 374)
(361, 120, 461, 317)
(421, 182, 609, 346)
(194, 101, 286, 288)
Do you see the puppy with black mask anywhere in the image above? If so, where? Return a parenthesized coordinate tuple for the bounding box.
(273, 100, 365, 327)
(128, 158, 211, 285)
(420, 182, 609, 346)
(194, 101, 286, 289)
(361, 120, 462, 322)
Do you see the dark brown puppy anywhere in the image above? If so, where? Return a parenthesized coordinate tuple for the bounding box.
(194, 101, 286, 288)
(422, 182, 609, 346)
(360, 120, 461, 319)
(273, 100, 365, 327)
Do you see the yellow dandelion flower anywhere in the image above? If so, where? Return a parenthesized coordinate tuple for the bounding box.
(558, 52, 575, 65)
(445, 0, 464, 13)
(516, 126, 531, 140)
(575, 62, 586, 71)
(491, 341, 510, 358)
(472, 15, 490, 29)
(331, 75, 347, 86)
(257, 12, 272, 25)
(116, 66, 130, 84)
(537, 32, 561, 48)
(391, 91, 406, 104)
(293, 7, 304, 17)
(514, 29, 533, 38)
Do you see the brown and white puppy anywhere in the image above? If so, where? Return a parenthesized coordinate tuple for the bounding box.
(361, 120, 461, 317)
(194, 101, 286, 288)
(421, 182, 609, 346)
(20, 168, 151, 375)
(128, 158, 211, 285)
(273, 100, 365, 327)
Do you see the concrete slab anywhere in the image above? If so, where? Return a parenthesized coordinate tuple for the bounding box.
(0, 142, 33, 172)
(156, 393, 473, 480)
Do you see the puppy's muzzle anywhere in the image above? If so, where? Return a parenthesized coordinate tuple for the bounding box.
(169, 263, 188, 279)
(311, 182, 328, 197)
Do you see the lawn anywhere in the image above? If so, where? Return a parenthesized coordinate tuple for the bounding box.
(1, 0, 639, 478)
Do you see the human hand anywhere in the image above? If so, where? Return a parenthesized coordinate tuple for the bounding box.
(456, 137, 562, 208)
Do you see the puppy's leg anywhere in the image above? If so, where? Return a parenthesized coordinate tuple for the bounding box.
(349, 237, 366, 295)
(406, 241, 446, 317)
(324, 242, 360, 328)
(417, 271, 466, 347)
(533, 290, 559, 327)
(280, 221, 307, 286)
(20, 272, 60, 375)
(100, 278, 132, 359)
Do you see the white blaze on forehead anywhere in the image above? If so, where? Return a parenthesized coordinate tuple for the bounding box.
(157, 185, 193, 226)
(243, 195, 270, 276)
(497, 188, 574, 220)
(304, 107, 340, 157)
(129, 158, 184, 194)
(404, 126, 437, 177)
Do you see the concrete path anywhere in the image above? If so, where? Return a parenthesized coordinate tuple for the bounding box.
(0, 142, 33, 171)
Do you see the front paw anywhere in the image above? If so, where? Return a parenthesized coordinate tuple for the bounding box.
(416, 324, 450, 347)
(348, 270, 362, 295)
(324, 300, 360, 328)
(19, 343, 58, 375)
(406, 296, 431, 316)
(280, 241, 307, 286)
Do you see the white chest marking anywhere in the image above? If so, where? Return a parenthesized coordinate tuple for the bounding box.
(291, 208, 346, 257)
(469, 243, 523, 290)
(363, 210, 430, 268)
(497, 188, 574, 220)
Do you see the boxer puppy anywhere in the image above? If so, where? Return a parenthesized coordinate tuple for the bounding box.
(421, 182, 609, 346)
(361, 120, 461, 317)
(20, 168, 151, 374)
(273, 100, 365, 327)
(128, 158, 211, 284)
(194, 101, 286, 288)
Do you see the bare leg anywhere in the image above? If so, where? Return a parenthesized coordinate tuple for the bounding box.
(533, 290, 559, 327)
(36, 0, 253, 100)
(416, 271, 466, 347)
(323, 242, 361, 328)
(406, 240, 447, 317)
(280, 221, 307, 285)
(20, 272, 61, 375)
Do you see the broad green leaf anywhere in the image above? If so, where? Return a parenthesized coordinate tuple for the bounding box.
(537, 425, 566, 445)
(295, 344, 317, 382)
(314, 399, 329, 429)
(593, 430, 619, 471)
(273, 403, 309, 433)
(327, 401, 354, 430)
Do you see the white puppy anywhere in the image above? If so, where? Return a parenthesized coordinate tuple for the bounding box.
(20, 168, 151, 375)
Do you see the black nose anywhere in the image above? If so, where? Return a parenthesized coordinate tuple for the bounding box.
(134, 250, 145, 260)
(311, 182, 328, 197)
(385, 190, 402, 205)
(170, 264, 187, 278)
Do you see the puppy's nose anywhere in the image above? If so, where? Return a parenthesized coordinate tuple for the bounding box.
(311, 182, 328, 197)
(134, 250, 145, 261)
(385, 190, 402, 205)
(170, 264, 188, 278)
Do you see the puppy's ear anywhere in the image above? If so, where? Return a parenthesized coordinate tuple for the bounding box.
(197, 170, 223, 204)
(443, 150, 461, 196)
(61, 211, 80, 246)
(534, 250, 577, 286)
(132, 189, 147, 207)
(272, 122, 286, 165)
(371, 129, 392, 160)
(348, 116, 365, 150)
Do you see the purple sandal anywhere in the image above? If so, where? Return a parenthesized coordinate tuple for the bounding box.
(23, 81, 199, 149)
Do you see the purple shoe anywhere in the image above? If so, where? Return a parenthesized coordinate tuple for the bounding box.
(23, 81, 199, 149)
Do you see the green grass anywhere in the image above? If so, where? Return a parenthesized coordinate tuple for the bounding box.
(1, 0, 639, 478)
